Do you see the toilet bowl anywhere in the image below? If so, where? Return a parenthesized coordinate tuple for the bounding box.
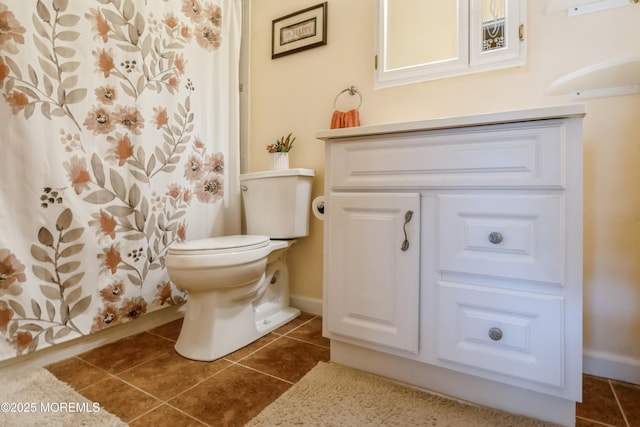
(166, 168, 314, 361)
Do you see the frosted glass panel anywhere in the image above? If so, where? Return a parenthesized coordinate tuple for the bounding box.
(482, 0, 506, 52)
(385, 0, 459, 70)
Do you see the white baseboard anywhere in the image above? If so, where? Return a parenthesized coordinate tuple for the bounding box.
(583, 349, 640, 385)
(0, 305, 185, 374)
(290, 294, 322, 316)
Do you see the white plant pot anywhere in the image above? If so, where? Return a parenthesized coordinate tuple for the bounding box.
(269, 152, 289, 170)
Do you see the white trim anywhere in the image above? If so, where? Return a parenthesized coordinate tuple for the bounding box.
(0, 305, 185, 374)
(583, 349, 640, 385)
(290, 294, 322, 316)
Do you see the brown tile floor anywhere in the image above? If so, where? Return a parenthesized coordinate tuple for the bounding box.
(577, 375, 640, 427)
(47, 313, 329, 427)
(46, 313, 640, 427)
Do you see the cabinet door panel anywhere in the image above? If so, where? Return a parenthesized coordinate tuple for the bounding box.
(326, 193, 420, 353)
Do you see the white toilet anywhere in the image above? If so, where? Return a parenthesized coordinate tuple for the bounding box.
(166, 168, 314, 361)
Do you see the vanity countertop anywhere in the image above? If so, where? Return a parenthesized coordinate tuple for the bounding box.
(316, 104, 586, 140)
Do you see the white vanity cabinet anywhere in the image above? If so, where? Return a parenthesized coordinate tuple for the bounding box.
(317, 105, 585, 426)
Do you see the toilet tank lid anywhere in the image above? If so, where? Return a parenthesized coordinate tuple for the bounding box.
(168, 235, 270, 253)
(240, 168, 314, 181)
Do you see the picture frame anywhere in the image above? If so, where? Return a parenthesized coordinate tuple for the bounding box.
(272, 2, 327, 59)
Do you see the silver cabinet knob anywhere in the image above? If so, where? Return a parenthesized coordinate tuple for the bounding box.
(488, 232, 503, 244)
(488, 327, 503, 341)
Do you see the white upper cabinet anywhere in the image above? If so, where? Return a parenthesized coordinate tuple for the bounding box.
(375, 0, 527, 88)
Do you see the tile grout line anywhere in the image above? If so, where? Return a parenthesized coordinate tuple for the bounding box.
(125, 356, 292, 426)
(574, 415, 623, 427)
(223, 334, 282, 363)
(61, 354, 186, 424)
(123, 401, 165, 425)
(156, 368, 233, 427)
(60, 356, 119, 393)
(608, 379, 631, 427)
(49, 362, 161, 424)
(127, 399, 210, 427)
(158, 360, 237, 403)
(121, 360, 239, 426)
(109, 361, 227, 425)
(281, 334, 330, 349)
(73, 348, 175, 388)
(233, 355, 297, 386)
(272, 315, 318, 336)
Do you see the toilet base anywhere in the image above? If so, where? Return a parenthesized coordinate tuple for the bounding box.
(174, 298, 300, 361)
(172, 240, 299, 362)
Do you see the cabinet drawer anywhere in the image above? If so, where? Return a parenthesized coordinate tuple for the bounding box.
(438, 194, 564, 285)
(329, 123, 564, 189)
(436, 282, 565, 388)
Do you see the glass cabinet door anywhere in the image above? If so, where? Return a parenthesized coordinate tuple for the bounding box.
(470, 0, 524, 66)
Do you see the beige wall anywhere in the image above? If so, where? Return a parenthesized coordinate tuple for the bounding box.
(248, 1, 640, 375)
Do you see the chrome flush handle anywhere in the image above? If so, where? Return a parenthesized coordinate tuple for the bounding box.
(401, 210, 413, 252)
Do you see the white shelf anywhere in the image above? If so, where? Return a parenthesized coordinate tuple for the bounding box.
(546, 55, 640, 100)
(545, 0, 637, 15)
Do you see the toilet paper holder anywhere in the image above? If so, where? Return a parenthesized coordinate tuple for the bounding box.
(312, 196, 325, 220)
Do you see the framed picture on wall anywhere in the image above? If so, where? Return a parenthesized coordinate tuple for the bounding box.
(272, 2, 327, 59)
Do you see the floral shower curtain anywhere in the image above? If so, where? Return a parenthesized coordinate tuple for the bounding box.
(0, 0, 241, 361)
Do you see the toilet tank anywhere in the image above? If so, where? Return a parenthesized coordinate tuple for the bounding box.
(240, 168, 315, 239)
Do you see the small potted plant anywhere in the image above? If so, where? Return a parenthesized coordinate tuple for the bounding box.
(266, 133, 295, 169)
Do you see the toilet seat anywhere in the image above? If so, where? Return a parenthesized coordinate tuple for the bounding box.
(168, 235, 270, 255)
(166, 235, 275, 269)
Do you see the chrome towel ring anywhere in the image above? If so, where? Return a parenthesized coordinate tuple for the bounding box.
(333, 86, 362, 110)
